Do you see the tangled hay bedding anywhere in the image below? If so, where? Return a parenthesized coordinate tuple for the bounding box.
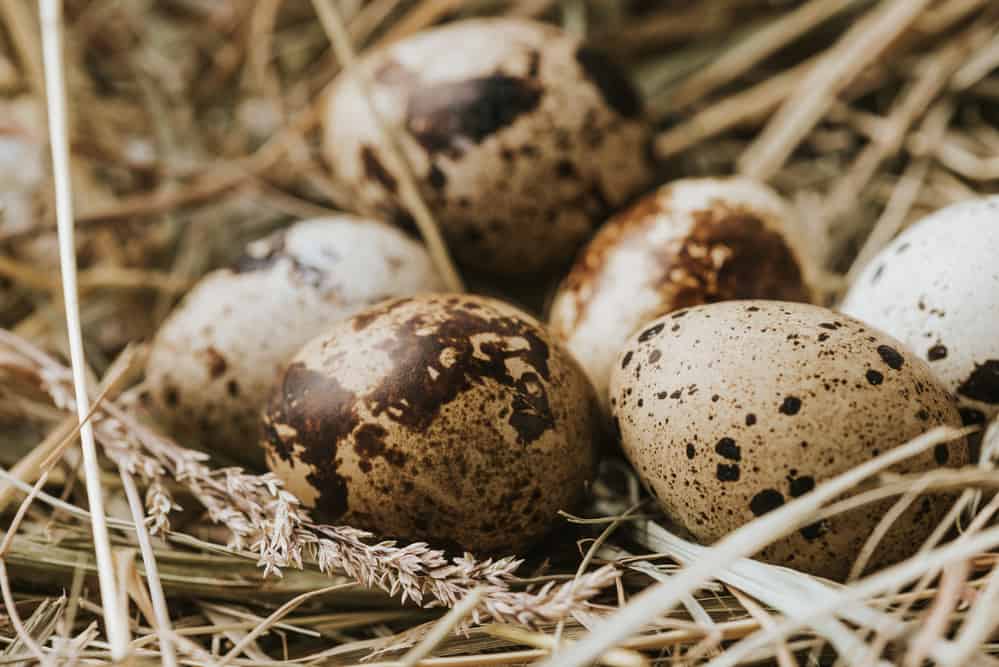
(1, 0, 999, 664)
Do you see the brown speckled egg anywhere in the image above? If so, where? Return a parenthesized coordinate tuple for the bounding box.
(550, 178, 813, 409)
(610, 300, 967, 581)
(324, 18, 652, 276)
(261, 294, 600, 554)
(145, 216, 444, 469)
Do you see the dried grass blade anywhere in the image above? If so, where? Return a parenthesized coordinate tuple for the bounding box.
(37, 0, 129, 656)
(738, 0, 933, 179)
(537, 426, 964, 667)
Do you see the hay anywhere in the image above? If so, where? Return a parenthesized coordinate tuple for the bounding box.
(1, 1, 998, 664)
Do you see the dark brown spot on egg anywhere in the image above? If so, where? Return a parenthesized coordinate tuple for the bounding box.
(656, 206, 809, 312)
(799, 521, 826, 541)
(226, 380, 240, 398)
(621, 350, 634, 368)
(927, 344, 948, 361)
(877, 345, 904, 370)
(648, 350, 662, 364)
(406, 75, 543, 155)
(574, 46, 642, 118)
(866, 369, 884, 386)
(779, 396, 802, 415)
(360, 145, 398, 193)
(638, 323, 665, 342)
(526, 49, 541, 78)
(745, 413, 757, 426)
(715, 437, 741, 461)
(957, 360, 999, 404)
(163, 385, 179, 407)
(749, 489, 784, 516)
(354, 423, 406, 472)
(264, 362, 358, 520)
(556, 160, 577, 179)
(427, 163, 447, 190)
(201, 346, 227, 379)
(788, 474, 814, 497)
(716, 463, 740, 482)
(686, 443, 696, 459)
(366, 300, 555, 445)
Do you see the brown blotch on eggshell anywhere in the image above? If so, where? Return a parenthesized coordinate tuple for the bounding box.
(145, 216, 445, 469)
(324, 18, 652, 276)
(261, 294, 601, 554)
(610, 300, 967, 581)
(550, 178, 813, 410)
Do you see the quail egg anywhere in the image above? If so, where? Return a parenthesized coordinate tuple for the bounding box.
(842, 197, 999, 427)
(611, 300, 966, 580)
(145, 216, 444, 468)
(261, 294, 600, 554)
(550, 178, 812, 408)
(324, 18, 651, 275)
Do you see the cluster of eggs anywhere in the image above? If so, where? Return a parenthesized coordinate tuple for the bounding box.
(145, 18, 996, 579)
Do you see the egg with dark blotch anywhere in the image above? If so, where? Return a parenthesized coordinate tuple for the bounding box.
(260, 294, 600, 554)
(145, 217, 444, 469)
(324, 18, 652, 276)
(842, 196, 999, 427)
(610, 300, 967, 581)
(550, 178, 813, 409)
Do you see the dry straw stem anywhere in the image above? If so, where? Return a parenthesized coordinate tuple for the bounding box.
(216, 583, 355, 666)
(0, 343, 141, 513)
(483, 624, 649, 667)
(310, 0, 465, 293)
(540, 426, 967, 667)
(38, 0, 130, 657)
(738, 0, 933, 180)
(399, 588, 486, 667)
(668, 0, 863, 109)
(622, 527, 894, 663)
(822, 19, 987, 228)
(707, 522, 999, 667)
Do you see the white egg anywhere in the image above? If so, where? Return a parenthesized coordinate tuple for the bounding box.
(145, 216, 445, 468)
(549, 178, 813, 410)
(324, 18, 651, 275)
(841, 197, 999, 425)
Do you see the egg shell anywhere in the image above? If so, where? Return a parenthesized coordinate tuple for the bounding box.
(261, 294, 600, 554)
(550, 178, 813, 409)
(145, 216, 444, 468)
(841, 197, 999, 426)
(610, 300, 967, 581)
(324, 18, 652, 275)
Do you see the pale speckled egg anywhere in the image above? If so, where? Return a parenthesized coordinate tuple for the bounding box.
(550, 178, 813, 409)
(610, 300, 967, 581)
(324, 18, 652, 276)
(260, 294, 600, 554)
(841, 197, 999, 427)
(145, 216, 444, 469)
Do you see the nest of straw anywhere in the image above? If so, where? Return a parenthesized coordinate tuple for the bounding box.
(1, 1, 999, 665)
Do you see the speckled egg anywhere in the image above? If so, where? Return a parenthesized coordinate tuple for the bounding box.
(842, 197, 999, 428)
(610, 300, 967, 580)
(145, 216, 444, 469)
(324, 18, 652, 275)
(549, 178, 813, 409)
(261, 294, 600, 554)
